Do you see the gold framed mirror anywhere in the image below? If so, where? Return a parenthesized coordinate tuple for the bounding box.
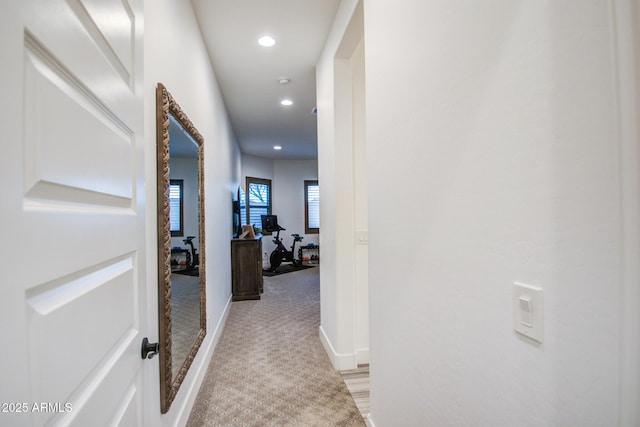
(156, 83, 206, 413)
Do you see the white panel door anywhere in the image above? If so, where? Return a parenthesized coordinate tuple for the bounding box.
(0, 0, 148, 426)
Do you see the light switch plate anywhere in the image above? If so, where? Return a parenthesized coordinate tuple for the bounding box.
(513, 282, 543, 343)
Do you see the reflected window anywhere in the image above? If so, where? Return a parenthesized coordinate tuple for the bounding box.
(170, 179, 184, 237)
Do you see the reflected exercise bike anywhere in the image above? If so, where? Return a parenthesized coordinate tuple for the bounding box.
(172, 235, 199, 272)
(182, 236, 199, 271)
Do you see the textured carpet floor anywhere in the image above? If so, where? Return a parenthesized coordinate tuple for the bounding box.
(171, 273, 201, 379)
(187, 268, 365, 426)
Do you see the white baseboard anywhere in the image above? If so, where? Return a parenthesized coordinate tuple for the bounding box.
(356, 348, 370, 366)
(366, 413, 376, 427)
(318, 325, 357, 371)
(174, 294, 233, 427)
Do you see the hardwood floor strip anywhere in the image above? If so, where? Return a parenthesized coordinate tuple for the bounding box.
(341, 365, 370, 421)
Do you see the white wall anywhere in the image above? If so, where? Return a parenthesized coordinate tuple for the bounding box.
(363, 0, 634, 425)
(241, 154, 319, 265)
(241, 154, 274, 191)
(316, 0, 365, 370)
(273, 159, 320, 247)
(144, 0, 241, 424)
(613, 1, 640, 424)
(350, 38, 369, 365)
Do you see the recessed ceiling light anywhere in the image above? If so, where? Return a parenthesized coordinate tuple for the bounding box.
(273, 145, 282, 150)
(280, 99, 293, 106)
(279, 78, 290, 85)
(258, 36, 275, 47)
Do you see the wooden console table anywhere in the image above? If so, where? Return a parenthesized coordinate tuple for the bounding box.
(231, 236, 263, 301)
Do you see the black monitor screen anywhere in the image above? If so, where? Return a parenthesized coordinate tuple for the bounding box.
(261, 215, 279, 232)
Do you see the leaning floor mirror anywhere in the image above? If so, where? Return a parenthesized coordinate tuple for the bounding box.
(156, 83, 206, 413)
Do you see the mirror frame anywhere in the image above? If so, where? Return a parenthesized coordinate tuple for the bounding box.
(156, 83, 206, 414)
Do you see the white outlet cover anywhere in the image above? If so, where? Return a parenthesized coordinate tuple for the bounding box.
(513, 282, 544, 343)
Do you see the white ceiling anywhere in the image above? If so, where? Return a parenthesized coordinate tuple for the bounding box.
(191, 0, 342, 160)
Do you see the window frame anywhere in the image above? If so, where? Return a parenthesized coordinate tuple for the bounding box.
(246, 176, 272, 234)
(169, 179, 184, 237)
(304, 180, 319, 234)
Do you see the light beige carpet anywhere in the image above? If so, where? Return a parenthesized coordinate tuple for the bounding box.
(187, 267, 365, 426)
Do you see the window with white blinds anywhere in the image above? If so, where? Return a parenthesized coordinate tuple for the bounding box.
(239, 186, 246, 228)
(246, 177, 272, 232)
(169, 179, 183, 237)
(305, 180, 319, 234)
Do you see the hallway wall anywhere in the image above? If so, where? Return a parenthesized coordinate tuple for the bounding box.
(363, 1, 629, 425)
(272, 158, 320, 247)
(316, 0, 363, 370)
(145, 0, 241, 424)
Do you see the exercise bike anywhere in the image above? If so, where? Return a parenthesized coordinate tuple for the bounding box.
(182, 236, 199, 271)
(261, 215, 303, 272)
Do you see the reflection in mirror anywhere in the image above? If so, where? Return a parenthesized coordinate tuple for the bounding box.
(156, 83, 206, 414)
(168, 115, 200, 380)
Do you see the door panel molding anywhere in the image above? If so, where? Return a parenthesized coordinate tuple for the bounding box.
(24, 34, 134, 204)
(68, 0, 134, 86)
